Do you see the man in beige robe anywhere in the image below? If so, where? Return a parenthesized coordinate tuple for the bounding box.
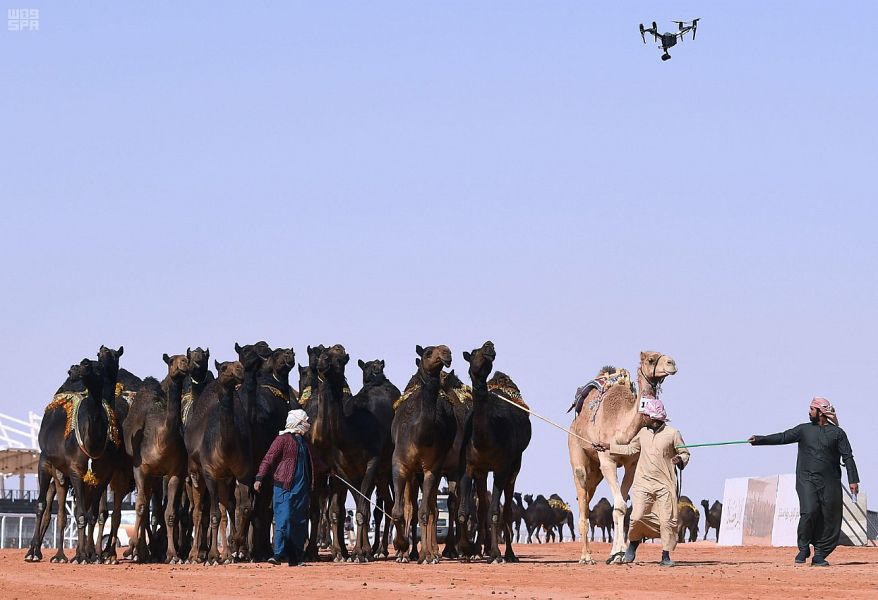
(594, 397, 690, 566)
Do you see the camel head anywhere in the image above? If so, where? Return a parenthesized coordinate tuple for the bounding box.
(97, 345, 123, 378)
(297, 364, 312, 391)
(234, 341, 272, 371)
(268, 347, 296, 378)
(162, 353, 191, 380)
(416, 344, 452, 377)
(69, 358, 103, 388)
(317, 344, 349, 380)
(358, 359, 387, 385)
(462, 340, 496, 385)
(638, 351, 678, 385)
(187, 347, 210, 382)
(306, 345, 327, 371)
(215, 360, 244, 388)
(523, 493, 534, 506)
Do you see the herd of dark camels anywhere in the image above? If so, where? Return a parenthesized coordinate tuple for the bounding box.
(22, 342, 717, 566)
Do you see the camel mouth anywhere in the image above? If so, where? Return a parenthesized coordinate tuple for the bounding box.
(441, 357, 452, 368)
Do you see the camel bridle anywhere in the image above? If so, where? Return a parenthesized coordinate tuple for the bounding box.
(638, 354, 667, 398)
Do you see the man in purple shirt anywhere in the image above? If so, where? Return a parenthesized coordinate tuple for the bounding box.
(255, 409, 314, 566)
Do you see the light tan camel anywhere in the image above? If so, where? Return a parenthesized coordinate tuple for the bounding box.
(567, 351, 677, 564)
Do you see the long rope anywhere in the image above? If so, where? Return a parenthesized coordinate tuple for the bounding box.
(491, 393, 595, 447)
(676, 440, 750, 449)
(331, 472, 392, 519)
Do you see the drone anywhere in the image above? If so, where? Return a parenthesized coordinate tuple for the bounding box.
(639, 19, 699, 61)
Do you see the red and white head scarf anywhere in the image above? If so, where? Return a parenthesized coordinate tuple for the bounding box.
(639, 397, 668, 422)
(809, 396, 838, 425)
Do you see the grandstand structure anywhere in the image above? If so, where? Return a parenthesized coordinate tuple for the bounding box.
(0, 411, 41, 495)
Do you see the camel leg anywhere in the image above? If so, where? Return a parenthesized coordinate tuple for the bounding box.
(67, 472, 90, 564)
(572, 455, 598, 565)
(327, 477, 349, 562)
(305, 475, 327, 561)
(51, 475, 70, 563)
(474, 475, 489, 557)
(487, 473, 506, 562)
(442, 480, 460, 559)
(164, 474, 183, 563)
(131, 470, 152, 563)
(187, 474, 205, 563)
(599, 454, 633, 563)
(203, 476, 223, 566)
(418, 470, 440, 564)
(102, 475, 125, 564)
(25, 459, 55, 562)
(456, 471, 476, 559)
(93, 489, 110, 562)
(391, 465, 411, 562)
(217, 480, 237, 564)
(233, 482, 254, 561)
(502, 473, 519, 563)
(373, 480, 392, 559)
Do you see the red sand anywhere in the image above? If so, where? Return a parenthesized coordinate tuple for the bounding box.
(2, 541, 877, 599)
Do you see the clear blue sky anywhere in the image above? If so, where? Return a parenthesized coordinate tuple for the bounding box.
(2, 2, 876, 524)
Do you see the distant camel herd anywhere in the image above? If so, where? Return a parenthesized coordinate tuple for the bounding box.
(22, 342, 721, 566)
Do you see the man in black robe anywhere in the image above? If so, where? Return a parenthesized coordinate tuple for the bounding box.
(749, 397, 859, 566)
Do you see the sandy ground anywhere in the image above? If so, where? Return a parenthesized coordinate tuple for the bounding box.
(2, 541, 877, 599)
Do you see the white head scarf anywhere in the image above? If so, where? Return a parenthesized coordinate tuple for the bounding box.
(279, 408, 310, 436)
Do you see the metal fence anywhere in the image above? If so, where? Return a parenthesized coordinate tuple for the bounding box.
(0, 510, 77, 549)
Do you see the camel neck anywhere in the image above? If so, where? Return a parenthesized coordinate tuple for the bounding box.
(100, 364, 119, 409)
(637, 371, 660, 400)
(165, 375, 185, 428)
(470, 373, 491, 445)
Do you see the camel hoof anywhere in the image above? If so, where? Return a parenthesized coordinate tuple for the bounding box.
(579, 558, 596, 565)
(491, 557, 505, 564)
(51, 556, 68, 564)
(396, 556, 409, 564)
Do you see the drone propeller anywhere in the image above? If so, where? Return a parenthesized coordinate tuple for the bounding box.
(639, 23, 646, 44)
(692, 18, 699, 40)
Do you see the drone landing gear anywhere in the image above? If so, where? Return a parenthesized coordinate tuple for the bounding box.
(661, 53, 672, 61)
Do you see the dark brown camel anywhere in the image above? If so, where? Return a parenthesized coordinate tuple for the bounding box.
(547, 493, 576, 542)
(184, 358, 249, 564)
(248, 345, 296, 560)
(178, 346, 213, 561)
(589, 497, 614, 542)
(123, 352, 191, 563)
(436, 368, 473, 559)
(457, 341, 532, 563)
(299, 345, 332, 561)
(310, 345, 389, 563)
(522, 494, 556, 544)
(702, 499, 722, 541)
(391, 344, 455, 564)
(27, 359, 115, 563)
(354, 358, 400, 560)
(94, 345, 135, 564)
(677, 495, 700, 543)
(510, 492, 526, 543)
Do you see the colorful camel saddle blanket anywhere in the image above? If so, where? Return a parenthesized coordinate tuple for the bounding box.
(297, 384, 352, 408)
(393, 373, 472, 411)
(568, 366, 634, 416)
(487, 378, 529, 410)
(678, 499, 700, 516)
(45, 392, 121, 447)
(114, 383, 137, 405)
(548, 498, 570, 512)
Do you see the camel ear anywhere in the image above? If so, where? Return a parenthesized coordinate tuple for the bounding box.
(118, 346, 124, 356)
(358, 359, 366, 370)
(307, 345, 313, 354)
(640, 351, 648, 362)
(415, 358, 421, 367)
(235, 342, 242, 353)
(415, 345, 425, 357)
(343, 353, 350, 365)
(187, 347, 192, 359)
(163, 353, 172, 365)
(205, 348, 209, 357)
(462, 351, 472, 362)
(214, 359, 221, 371)
(380, 360, 385, 369)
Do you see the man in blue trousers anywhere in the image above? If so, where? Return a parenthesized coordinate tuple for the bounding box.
(255, 408, 314, 566)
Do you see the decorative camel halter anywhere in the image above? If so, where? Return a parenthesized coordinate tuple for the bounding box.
(45, 391, 121, 486)
(114, 382, 136, 405)
(297, 383, 352, 408)
(392, 372, 472, 411)
(261, 383, 290, 402)
(181, 391, 195, 425)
